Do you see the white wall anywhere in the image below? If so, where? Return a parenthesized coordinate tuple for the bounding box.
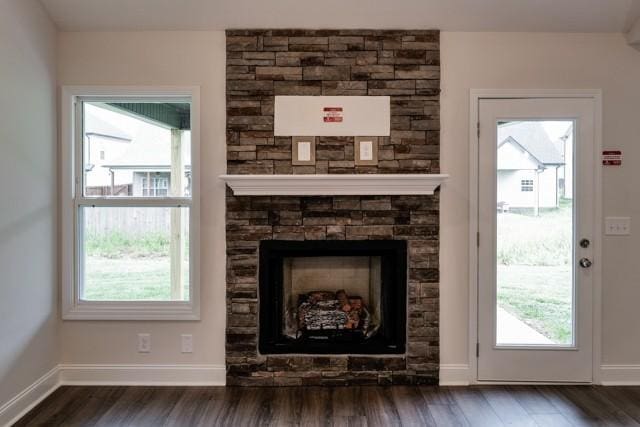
(57, 32, 227, 367)
(440, 32, 640, 369)
(0, 0, 58, 409)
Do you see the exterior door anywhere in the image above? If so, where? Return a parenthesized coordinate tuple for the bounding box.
(477, 97, 596, 382)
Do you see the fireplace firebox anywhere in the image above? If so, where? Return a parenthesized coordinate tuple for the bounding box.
(259, 240, 407, 355)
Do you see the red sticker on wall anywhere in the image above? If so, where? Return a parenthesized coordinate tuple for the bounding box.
(602, 150, 622, 166)
(323, 107, 343, 123)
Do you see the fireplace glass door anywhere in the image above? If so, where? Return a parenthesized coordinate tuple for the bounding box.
(282, 256, 382, 342)
(259, 240, 406, 354)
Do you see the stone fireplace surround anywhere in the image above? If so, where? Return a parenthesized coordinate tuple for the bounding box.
(225, 29, 440, 385)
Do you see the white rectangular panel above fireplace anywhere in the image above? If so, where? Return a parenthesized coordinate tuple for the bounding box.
(274, 96, 391, 136)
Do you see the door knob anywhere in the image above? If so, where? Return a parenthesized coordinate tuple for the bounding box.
(579, 258, 592, 268)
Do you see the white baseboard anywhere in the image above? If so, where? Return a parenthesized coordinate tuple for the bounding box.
(0, 366, 60, 427)
(600, 365, 640, 385)
(58, 364, 226, 386)
(440, 363, 640, 386)
(439, 364, 471, 386)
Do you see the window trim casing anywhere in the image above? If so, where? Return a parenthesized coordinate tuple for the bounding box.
(61, 86, 201, 320)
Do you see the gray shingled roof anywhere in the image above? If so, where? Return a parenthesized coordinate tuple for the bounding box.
(85, 112, 132, 141)
(498, 121, 564, 165)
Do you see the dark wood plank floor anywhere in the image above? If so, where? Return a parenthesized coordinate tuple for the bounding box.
(14, 385, 640, 426)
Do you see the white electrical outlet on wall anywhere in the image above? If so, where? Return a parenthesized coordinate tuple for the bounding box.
(181, 334, 193, 353)
(605, 217, 631, 235)
(138, 333, 151, 353)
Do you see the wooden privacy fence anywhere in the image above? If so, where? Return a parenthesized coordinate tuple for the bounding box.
(84, 207, 172, 235)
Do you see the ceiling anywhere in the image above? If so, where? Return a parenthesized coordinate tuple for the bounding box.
(40, 0, 640, 33)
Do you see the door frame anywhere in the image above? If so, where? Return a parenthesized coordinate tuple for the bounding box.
(468, 89, 603, 384)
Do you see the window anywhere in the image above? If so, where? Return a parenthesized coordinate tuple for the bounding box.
(141, 172, 170, 197)
(521, 179, 534, 192)
(62, 87, 200, 320)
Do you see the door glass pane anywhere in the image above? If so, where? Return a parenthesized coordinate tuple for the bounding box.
(496, 120, 574, 346)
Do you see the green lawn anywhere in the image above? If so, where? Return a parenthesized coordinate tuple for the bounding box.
(85, 231, 172, 258)
(497, 199, 574, 344)
(84, 256, 189, 301)
(497, 200, 572, 266)
(497, 265, 572, 344)
(82, 232, 189, 301)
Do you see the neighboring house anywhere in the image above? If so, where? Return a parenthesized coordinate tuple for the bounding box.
(84, 112, 133, 196)
(497, 122, 565, 213)
(102, 134, 192, 197)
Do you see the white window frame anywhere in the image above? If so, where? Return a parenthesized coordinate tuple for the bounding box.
(61, 86, 201, 320)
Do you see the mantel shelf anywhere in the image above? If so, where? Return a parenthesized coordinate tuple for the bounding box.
(219, 174, 449, 196)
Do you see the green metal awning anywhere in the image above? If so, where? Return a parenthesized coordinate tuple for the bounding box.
(106, 102, 190, 130)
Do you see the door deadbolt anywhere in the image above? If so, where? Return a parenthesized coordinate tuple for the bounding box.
(579, 238, 590, 248)
(579, 258, 593, 268)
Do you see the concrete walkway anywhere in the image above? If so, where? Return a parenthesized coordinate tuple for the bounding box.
(496, 306, 554, 345)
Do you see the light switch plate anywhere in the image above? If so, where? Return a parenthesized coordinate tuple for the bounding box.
(360, 140, 374, 160)
(292, 136, 316, 165)
(355, 136, 379, 166)
(605, 217, 631, 235)
(298, 142, 311, 161)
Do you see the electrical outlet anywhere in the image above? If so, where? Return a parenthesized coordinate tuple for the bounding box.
(605, 217, 631, 235)
(138, 333, 151, 353)
(181, 334, 193, 353)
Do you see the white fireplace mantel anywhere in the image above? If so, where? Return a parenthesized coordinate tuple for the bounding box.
(219, 174, 448, 196)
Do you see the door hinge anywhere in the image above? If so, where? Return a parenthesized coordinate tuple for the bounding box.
(477, 122, 480, 138)
(477, 232, 480, 247)
(476, 342, 480, 358)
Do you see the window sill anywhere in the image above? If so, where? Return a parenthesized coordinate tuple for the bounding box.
(62, 301, 200, 321)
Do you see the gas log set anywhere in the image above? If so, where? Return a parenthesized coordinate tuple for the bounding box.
(295, 289, 378, 341)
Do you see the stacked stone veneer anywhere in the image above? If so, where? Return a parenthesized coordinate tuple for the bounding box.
(225, 29, 441, 385)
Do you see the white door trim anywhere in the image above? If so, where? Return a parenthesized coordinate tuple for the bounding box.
(468, 89, 603, 384)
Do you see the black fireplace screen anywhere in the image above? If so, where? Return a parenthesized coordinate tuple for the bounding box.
(259, 240, 406, 354)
